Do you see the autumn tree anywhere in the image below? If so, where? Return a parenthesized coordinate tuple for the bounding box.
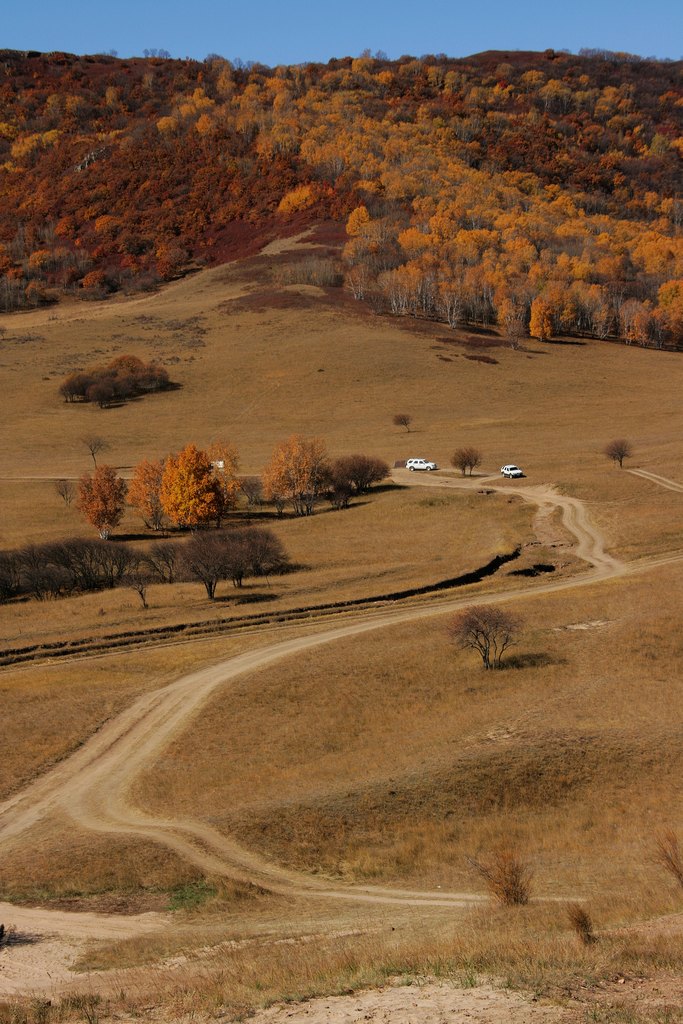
(262, 435, 329, 516)
(449, 605, 520, 670)
(207, 440, 241, 524)
(159, 443, 221, 529)
(393, 413, 412, 432)
(451, 446, 482, 476)
(529, 297, 553, 341)
(604, 438, 633, 468)
(77, 465, 127, 539)
(128, 458, 165, 531)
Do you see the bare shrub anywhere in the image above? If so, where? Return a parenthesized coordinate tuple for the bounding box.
(566, 903, 596, 945)
(393, 412, 412, 432)
(604, 438, 633, 468)
(451, 446, 482, 476)
(449, 605, 520, 670)
(145, 541, 179, 583)
(655, 829, 683, 888)
(468, 847, 533, 906)
(55, 478, 75, 506)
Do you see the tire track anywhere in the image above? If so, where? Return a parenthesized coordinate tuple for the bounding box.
(0, 473, 674, 917)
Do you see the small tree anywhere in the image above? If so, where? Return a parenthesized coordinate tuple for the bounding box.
(55, 479, 75, 506)
(82, 435, 109, 467)
(262, 435, 329, 517)
(451, 446, 482, 477)
(449, 605, 519, 670)
(604, 438, 633, 468)
(330, 454, 390, 495)
(77, 465, 127, 539)
(160, 443, 221, 529)
(125, 568, 151, 609)
(393, 412, 412, 432)
(128, 458, 166, 531)
(181, 532, 228, 599)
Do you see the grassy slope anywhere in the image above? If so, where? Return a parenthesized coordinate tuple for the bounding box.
(0, 240, 682, 1020)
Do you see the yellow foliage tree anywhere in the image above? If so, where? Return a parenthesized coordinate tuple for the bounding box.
(529, 297, 553, 341)
(277, 184, 316, 215)
(346, 205, 371, 237)
(128, 458, 165, 531)
(262, 435, 329, 516)
(160, 444, 221, 529)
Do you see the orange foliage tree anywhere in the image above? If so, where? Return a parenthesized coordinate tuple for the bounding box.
(207, 440, 241, 520)
(529, 297, 553, 341)
(77, 465, 127, 539)
(128, 458, 165, 531)
(262, 435, 329, 516)
(159, 443, 222, 529)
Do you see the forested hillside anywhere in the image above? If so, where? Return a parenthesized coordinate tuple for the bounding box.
(0, 47, 681, 344)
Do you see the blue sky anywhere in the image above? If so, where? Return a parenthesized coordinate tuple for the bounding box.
(5, 0, 682, 64)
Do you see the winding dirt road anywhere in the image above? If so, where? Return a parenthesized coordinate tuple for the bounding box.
(0, 472, 680, 995)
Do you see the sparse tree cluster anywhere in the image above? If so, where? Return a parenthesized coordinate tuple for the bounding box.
(450, 446, 482, 476)
(59, 355, 170, 407)
(181, 528, 288, 599)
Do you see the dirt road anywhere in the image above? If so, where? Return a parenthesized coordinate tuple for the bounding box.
(0, 472, 679, 997)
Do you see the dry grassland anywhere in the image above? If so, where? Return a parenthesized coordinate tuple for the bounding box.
(0, 633, 286, 801)
(135, 564, 683, 923)
(1, 240, 682, 1023)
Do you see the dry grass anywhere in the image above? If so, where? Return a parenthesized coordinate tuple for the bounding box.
(0, 248, 682, 1021)
(65, 904, 683, 1022)
(0, 632, 280, 801)
(134, 564, 682, 914)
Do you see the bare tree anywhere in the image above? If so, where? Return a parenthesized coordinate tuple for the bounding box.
(55, 479, 75, 506)
(449, 605, 519, 669)
(451, 446, 483, 477)
(181, 533, 228, 600)
(330, 454, 390, 495)
(125, 568, 151, 609)
(604, 438, 633, 468)
(144, 541, 179, 583)
(240, 475, 263, 510)
(81, 435, 109, 467)
(393, 413, 412, 432)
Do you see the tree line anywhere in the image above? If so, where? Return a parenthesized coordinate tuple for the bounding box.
(73, 437, 389, 538)
(0, 529, 287, 605)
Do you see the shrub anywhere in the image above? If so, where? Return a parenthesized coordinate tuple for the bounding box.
(655, 829, 683, 888)
(566, 903, 596, 944)
(468, 847, 533, 906)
